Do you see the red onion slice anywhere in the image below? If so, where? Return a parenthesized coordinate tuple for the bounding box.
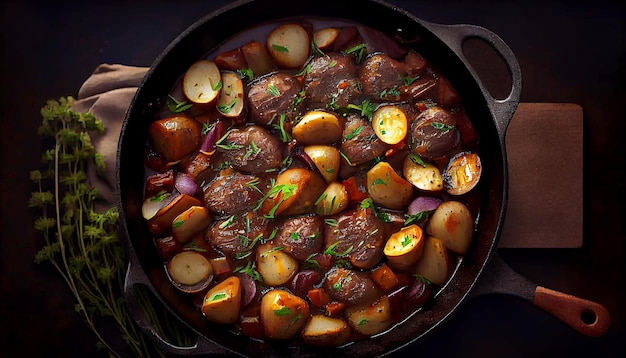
(175, 172, 199, 196)
(408, 196, 442, 216)
(200, 121, 223, 155)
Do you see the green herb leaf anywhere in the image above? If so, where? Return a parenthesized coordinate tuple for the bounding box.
(273, 307, 292, 316)
(271, 44, 289, 53)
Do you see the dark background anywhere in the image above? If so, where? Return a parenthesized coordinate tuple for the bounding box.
(1, 0, 624, 357)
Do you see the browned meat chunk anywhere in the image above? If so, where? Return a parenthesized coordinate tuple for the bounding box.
(217, 125, 283, 174)
(409, 106, 460, 161)
(247, 72, 304, 125)
(205, 212, 272, 258)
(339, 114, 388, 166)
(203, 170, 264, 215)
(303, 53, 359, 110)
(323, 207, 385, 269)
(273, 215, 325, 261)
(323, 267, 379, 305)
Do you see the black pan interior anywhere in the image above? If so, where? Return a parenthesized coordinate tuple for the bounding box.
(116, 0, 507, 356)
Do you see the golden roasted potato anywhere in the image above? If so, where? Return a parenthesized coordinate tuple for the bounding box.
(366, 161, 413, 210)
(201, 276, 242, 324)
(425, 200, 474, 254)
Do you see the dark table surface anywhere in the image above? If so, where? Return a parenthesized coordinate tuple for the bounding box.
(1, 0, 624, 357)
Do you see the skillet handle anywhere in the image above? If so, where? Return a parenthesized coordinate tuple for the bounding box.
(421, 22, 522, 141)
(473, 254, 611, 337)
(123, 250, 232, 356)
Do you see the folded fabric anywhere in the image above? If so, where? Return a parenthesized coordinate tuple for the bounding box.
(71, 64, 148, 210)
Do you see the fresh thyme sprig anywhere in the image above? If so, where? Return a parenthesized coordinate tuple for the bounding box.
(28, 97, 189, 357)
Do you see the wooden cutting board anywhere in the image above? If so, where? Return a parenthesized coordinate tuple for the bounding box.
(498, 102, 583, 248)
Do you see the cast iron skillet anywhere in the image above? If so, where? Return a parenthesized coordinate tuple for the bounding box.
(116, 0, 611, 356)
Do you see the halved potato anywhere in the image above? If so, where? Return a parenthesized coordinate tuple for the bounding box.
(425, 200, 474, 255)
(167, 251, 213, 293)
(256, 242, 299, 286)
(241, 40, 274, 77)
(261, 289, 310, 340)
(201, 276, 242, 324)
(172, 205, 212, 244)
(315, 182, 349, 216)
(266, 23, 311, 69)
(383, 224, 425, 271)
(292, 111, 344, 145)
(414, 236, 452, 286)
(301, 315, 351, 347)
(403, 156, 444, 192)
(366, 161, 413, 210)
(443, 151, 482, 195)
(142, 192, 172, 220)
(216, 72, 246, 122)
(372, 105, 408, 145)
(303, 145, 340, 183)
(345, 296, 392, 336)
(261, 168, 326, 217)
(313, 28, 340, 50)
(182, 59, 222, 105)
(147, 194, 203, 236)
(148, 115, 203, 162)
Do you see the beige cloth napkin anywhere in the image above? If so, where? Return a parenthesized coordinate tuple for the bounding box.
(71, 64, 149, 209)
(73, 64, 582, 248)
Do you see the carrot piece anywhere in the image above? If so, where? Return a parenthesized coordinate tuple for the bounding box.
(342, 176, 368, 202)
(370, 263, 399, 292)
(307, 288, 331, 308)
(209, 256, 232, 276)
(325, 301, 346, 317)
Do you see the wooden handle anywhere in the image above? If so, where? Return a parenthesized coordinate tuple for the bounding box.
(534, 286, 611, 337)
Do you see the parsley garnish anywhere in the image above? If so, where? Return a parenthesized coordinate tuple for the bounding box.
(267, 84, 281, 97)
(207, 292, 227, 302)
(342, 43, 367, 64)
(431, 122, 455, 132)
(233, 261, 262, 281)
(217, 98, 238, 114)
(271, 44, 289, 53)
(166, 95, 193, 113)
(344, 125, 364, 140)
(273, 307, 292, 316)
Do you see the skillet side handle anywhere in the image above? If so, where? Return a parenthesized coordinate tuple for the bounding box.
(422, 22, 522, 141)
(534, 286, 611, 337)
(123, 251, 233, 356)
(473, 254, 611, 337)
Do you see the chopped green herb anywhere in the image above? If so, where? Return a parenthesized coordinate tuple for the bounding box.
(324, 218, 338, 227)
(344, 125, 364, 140)
(267, 84, 281, 97)
(342, 43, 367, 63)
(172, 220, 185, 228)
(358, 319, 368, 326)
(431, 122, 455, 132)
(408, 153, 426, 167)
(243, 141, 261, 161)
(237, 68, 254, 81)
(402, 75, 419, 86)
(217, 98, 238, 114)
(212, 79, 223, 91)
(245, 177, 263, 194)
(324, 241, 353, 257)
(207, 292, 227, 302)
(401, 235, 412, 247)
(273, 307, 292, 316)
(314, 192, 327, 205)
(233, 261, 262, 281)
(271, 44, 289, 53)
(166, 95, 194, 113)
(261, 245, 285, 257)
(149, 190, 169, 202)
